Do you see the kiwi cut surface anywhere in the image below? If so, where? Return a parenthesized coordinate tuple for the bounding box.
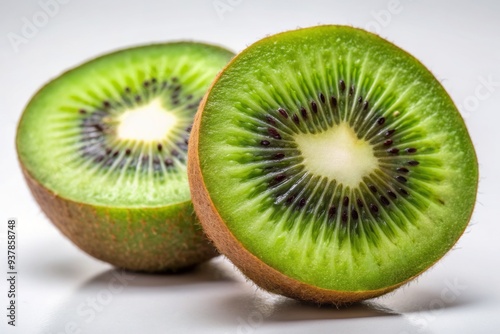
(17, 43, 234, 272)
(189, 26, 478, 303)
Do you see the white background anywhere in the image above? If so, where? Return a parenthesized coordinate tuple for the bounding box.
(1, 0, 499, 333)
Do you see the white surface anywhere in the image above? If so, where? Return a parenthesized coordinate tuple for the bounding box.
(1, 0, 499, 333)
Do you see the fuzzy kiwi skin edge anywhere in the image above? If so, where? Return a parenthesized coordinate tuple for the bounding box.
(21, 164, 217, 272)
(187, 26, 478, 304)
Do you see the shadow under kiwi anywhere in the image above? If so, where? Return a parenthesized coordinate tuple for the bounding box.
(36, 257, 239, 334)
(212, 289, 400, 324)
(82, 256, 238, 288)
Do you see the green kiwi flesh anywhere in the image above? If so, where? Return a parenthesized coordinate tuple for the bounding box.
(17, 43, 234, 272)
(189, 26, 478, 302)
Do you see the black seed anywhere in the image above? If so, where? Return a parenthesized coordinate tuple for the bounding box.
(363, 101, 369, 111)
(328, 205, 337, 218)
(319, 93, 326, 104)
(397, 167, 409, 173)
(268, 128, 281, 139)
(125, 149, 131, 156)
(342, 210, 348, 223)
(186, 94, 193, 100)
(330, 96, 338, 108)
(385, 129, 396, 137)
(165, 158, 174, 167)
(406, 147, 417, 153)
(172, 99, 179, 106)
(172, 77, 178, 82)
(273, 153, 285, 160)
(339, 80, 346, 92)
(112, 151, 119, 158)
(311, 101, 318, 113)
(186, 125, 192, 132)
(94, 124, 104, 131)
(157, 143, 163, 151)
(286, 195, 295, 205)
(161, 81, 168, 88)
(103, 101, 111, 108)
(358, 96, 363, 104)
(174, 85, 181, 93)
(292, 114, 300, 124)
(349, 85, 354, 96)
(377, 117, 386, 125)
(388, 148, 400, 154)
(135, 95, 141, 102)
(383, 139, 393, 146)
(356, 198, 364, 208)
(278, 108, 288, 118)
(171, 150, 179, 157)
(151, 78, 157, 84)
(351, 209, 359, 220)
(380, 195, 390, 206)
(408, 160, 420, 166)
(275, 174, 286, 183)
(370, 203, 379, 214)
(396, 176, 407, 183)
(399, 188, 409, 196)
(260, 140, 270, 146)
(369, 185, 378, 193)
(143, 80, 150, 88)
(124, 87, 131, 93)
(94, 156, 104, 163)
(388, 190, 397, 199)
(266, 115, 276, 125)
(300, 107, 308, 119)
(298, 198, 306, 208)
(343, 196, 349, 207)
(105, 148, 112, 155)
(79, 109, 87, 115)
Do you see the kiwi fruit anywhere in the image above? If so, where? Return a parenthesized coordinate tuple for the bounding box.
(17, 42, 234, 272)
(188, 26, 478, 303)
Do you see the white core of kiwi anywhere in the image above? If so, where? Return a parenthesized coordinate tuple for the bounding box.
(117, 98, 178, 141)
(295, 122, 378, 188)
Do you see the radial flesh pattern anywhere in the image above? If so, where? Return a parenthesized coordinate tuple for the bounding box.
(192, 26, 478, 296)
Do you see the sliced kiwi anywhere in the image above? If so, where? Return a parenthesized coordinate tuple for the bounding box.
(188, 26, 478, 303)
(17, 43, 234, 272)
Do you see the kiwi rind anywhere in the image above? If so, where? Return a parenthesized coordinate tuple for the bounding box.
(23, 166, 217, 271)
(17, 42, 234, 272)
(188, 26, 478, 302)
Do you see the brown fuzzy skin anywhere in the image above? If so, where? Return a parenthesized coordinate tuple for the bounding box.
(22, 165, 217, 272)
(187, 91, 412, 304)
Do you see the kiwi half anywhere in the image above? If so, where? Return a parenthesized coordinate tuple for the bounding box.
(188, 26, 478, 303)
(17, 43, 234, 272)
